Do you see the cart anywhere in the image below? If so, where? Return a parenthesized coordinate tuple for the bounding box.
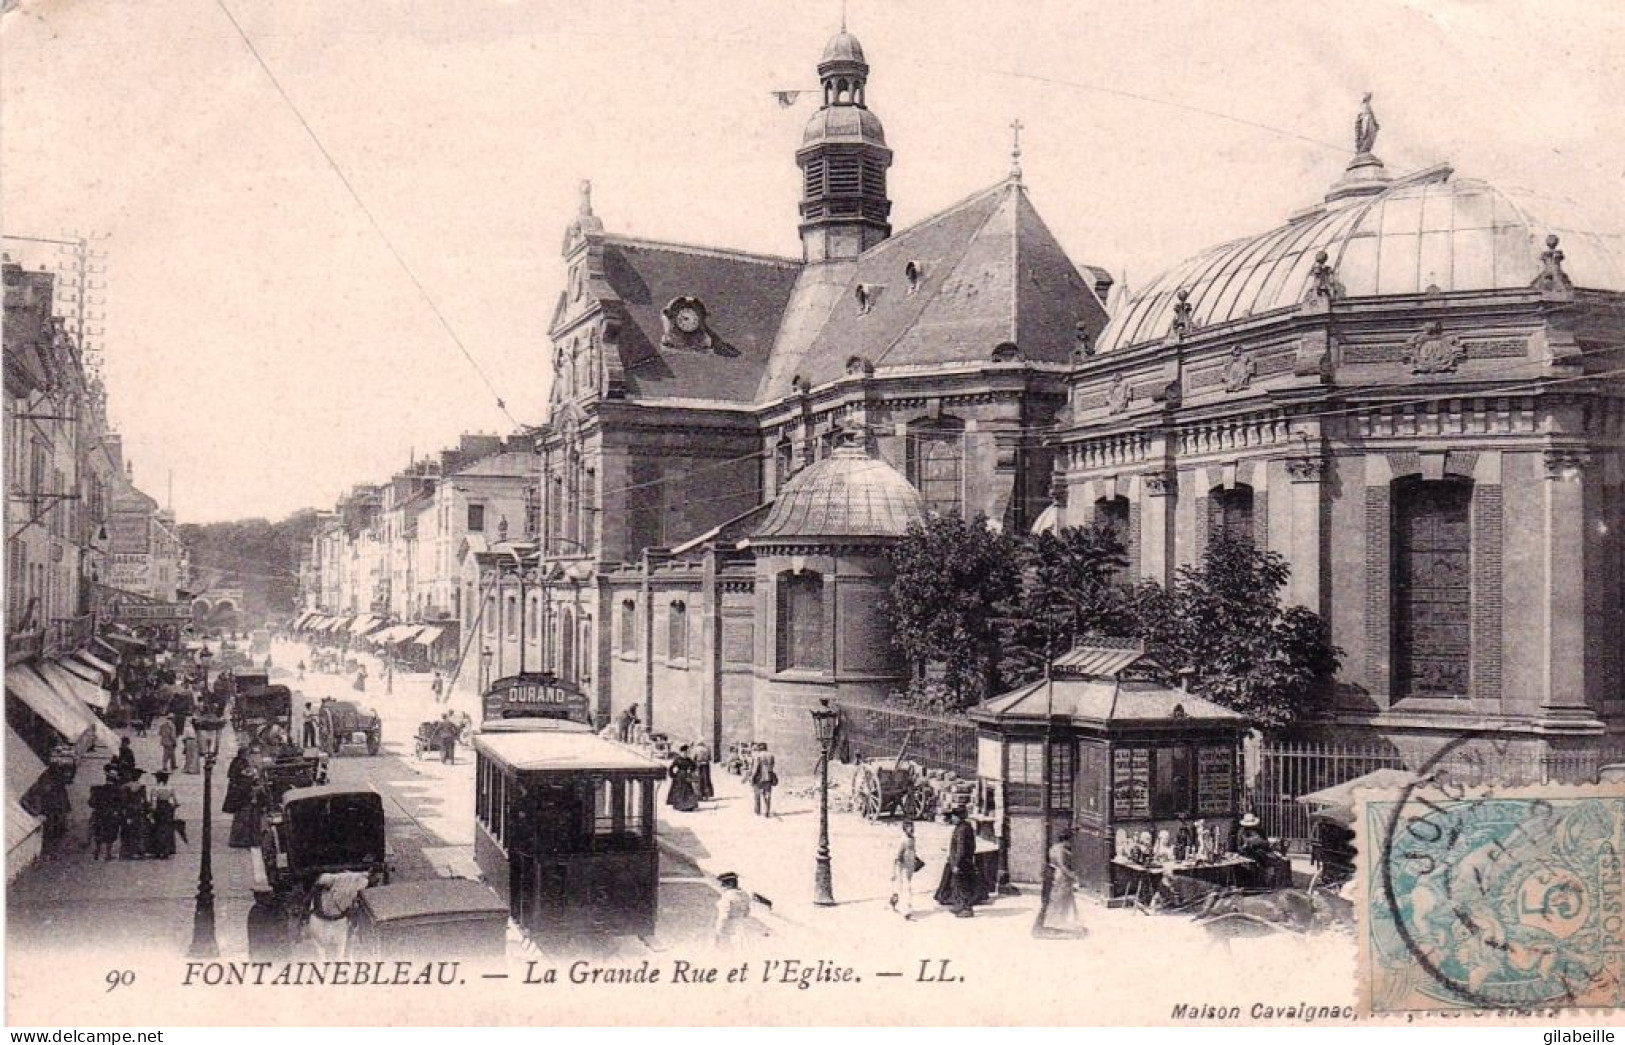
(850, 758, 937, 820)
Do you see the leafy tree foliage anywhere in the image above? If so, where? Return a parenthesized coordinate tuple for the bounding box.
(1130, 536, 1342, 728)
(178, 508, 321, 617)
(995, 524, 1134, 691)
(887, 513, 1021, 709)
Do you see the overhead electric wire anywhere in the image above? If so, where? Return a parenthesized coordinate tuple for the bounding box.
(213, 0, 519, 427)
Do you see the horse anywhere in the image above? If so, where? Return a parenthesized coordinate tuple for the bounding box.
(303, 871, 371, 960)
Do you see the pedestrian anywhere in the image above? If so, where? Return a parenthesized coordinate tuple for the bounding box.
(297, 660, 306, 682)
(666, 745, 699, 812)
(23, 765, 71, 861)
(618, 704, 639, 743)
(353, 667, 367, 693)
(692, 739, 714, 802)
(1033, 827, 1085, 936)
(182, 719, 200, 774)
(713, 872, 754, 948)
(891, 820, 924, 920)
(430, 672, 444, 703)
(223, 748, 259, 848)
(747, 742, 776, 817)
(157, 715, 178, 773)
(147, 771, 183, 860)
(113, 736, 138, 783)
(384, 659, 393, 696)
(302, 702, 318, 748)
(934, 806, 988, 918)
(118, 772, 149, 859)
(438, 712, 458, 765)
(89, 765, 122, 861)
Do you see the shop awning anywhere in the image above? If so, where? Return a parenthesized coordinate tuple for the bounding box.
(60, 657, 109, 687)
(37, 661, 111, 711)
(6, 726, 46, 877)
(102, 628, 150, 650)
(326, 616, 353, 634)
(351, 615, 387, 636)
(90, 638, 123, 664)
(410, 626, 446, 647)
(71, 649, 117, 679)
(5, 667, 95, 749)
(292, 611, 315, 629)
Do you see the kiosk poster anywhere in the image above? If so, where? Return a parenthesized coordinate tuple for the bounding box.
(5, 0, 1623, 1031)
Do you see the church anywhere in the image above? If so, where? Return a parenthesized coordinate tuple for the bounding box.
(465, 28, 1625, 773)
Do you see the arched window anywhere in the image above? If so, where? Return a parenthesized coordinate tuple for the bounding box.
(907, 418, 965, 517)
(776, 571, 826, 671)
(1208, 484, 1255, 547)
(505, 592, 518, 639)
(620, 598, 637, 653)
(528, 593, 540, 640)
(1392, 476, 1473, 698)
(1095, 496, 1132, 583)
(580, 616, 593, 682)
(667, 601, 688, 662)
(483, 592, 495, 635)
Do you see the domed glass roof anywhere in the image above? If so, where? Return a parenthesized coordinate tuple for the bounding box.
(1098, 166, 1625, 353)
(821, 29, 866, 65)
(802, 104, 886, 144)
(755, 444, 925, 542)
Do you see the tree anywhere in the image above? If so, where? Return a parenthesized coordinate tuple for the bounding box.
(995, 524, 1134, 691)
(887, 513, 1022, 710)
(1131, 536, 1342, 728)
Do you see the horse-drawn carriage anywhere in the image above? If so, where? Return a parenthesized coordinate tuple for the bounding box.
(231, 683, 293, 747)
(315, 699, 382, 756)
(412, 713, 472, 760)
(250, 784, 392, 958)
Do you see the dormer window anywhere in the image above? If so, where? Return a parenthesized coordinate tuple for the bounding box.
(855, 283, 882, 315)
(905, 260, 925, 294)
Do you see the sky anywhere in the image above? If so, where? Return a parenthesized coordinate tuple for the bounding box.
(4, 0, 1622, 523)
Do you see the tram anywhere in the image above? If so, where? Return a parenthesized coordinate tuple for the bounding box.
(473, 673, 666, 938)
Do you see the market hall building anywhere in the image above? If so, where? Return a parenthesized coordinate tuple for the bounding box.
(475, 28, 1625, 774)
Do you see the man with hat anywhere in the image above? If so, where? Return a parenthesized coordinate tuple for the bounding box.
(1236, 812, 1290, 888)
(713, 872, 754, 948)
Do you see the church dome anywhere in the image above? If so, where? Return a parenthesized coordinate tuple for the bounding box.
(1098, 165, 1625, 353)
(820, 29, 866, 66)
(755, 443, 925, 542)
(802, 104, 886, 145)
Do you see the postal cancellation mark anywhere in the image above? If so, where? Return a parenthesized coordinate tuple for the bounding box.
(1358, 779, 1624, 1016)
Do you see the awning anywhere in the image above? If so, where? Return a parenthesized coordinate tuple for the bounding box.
(292, 611, 314, 629)
(37, 661, 111, 711)
(102, 629, 149, 650)
(327, 616, 353, 634)
(71, 649, 117, 679)
(5, 667, 95, 750)
(6, 726, 46, 877)
(59, 658, 108, 688)
(90, 638, 123, 664)
(351, 614, 387, 636)
(410, 625, 446, 647)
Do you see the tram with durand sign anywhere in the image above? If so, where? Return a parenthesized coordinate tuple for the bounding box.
(473, 673, 665, 939)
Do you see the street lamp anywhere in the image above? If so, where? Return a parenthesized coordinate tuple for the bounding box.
(187, 712, 227, 958)
(809, 698, 840, 907)
(480, 647, 493, 694)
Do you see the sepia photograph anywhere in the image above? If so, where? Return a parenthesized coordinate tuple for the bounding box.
(3, 0, 1623, 1029)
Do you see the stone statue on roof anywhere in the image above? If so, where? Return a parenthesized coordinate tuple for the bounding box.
(1354, 93, 1379, 156)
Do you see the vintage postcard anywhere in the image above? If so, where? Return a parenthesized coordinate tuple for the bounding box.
(4, 0, 1624, 1029)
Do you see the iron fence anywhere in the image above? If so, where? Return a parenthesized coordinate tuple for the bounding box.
(837, 697, 978, 779)
(1254, 737, 1625, 848)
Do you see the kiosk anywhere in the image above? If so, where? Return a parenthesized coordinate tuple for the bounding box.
(971, 640, 1248, 898)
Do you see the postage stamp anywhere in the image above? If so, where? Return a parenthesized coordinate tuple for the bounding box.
(1355, 779, 1625, 1016)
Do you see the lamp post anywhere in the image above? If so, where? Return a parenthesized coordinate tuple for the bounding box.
(480, 647, 493, 694)
(810, 698, 840, 907)
(188, 712, 227, 958)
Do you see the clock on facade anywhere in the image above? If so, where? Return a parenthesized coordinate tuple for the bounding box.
(660, 296, 713, 351)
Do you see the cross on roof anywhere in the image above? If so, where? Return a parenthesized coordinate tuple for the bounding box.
(1009, 118, 1025, 180)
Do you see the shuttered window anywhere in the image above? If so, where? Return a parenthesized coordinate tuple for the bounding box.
(776, 571, 826, 671)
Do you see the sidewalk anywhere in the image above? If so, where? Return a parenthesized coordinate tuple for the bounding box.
(652, 758, 1048, 953)
(7, 720, 261, 957)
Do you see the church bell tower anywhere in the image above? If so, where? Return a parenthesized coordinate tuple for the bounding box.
(796, 28, 893, 263)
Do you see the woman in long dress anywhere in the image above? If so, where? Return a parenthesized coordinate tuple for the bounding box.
(692, 741, 715, 801)
(182, 720, 200, 774)
(222, 749, 259, 848)
(147, 771, 181, 859)
(666, 747, 699, 812)
(1036, 829, 1085, 937)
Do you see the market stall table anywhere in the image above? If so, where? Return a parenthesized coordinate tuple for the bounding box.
(1108, 854, 1253, 909)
